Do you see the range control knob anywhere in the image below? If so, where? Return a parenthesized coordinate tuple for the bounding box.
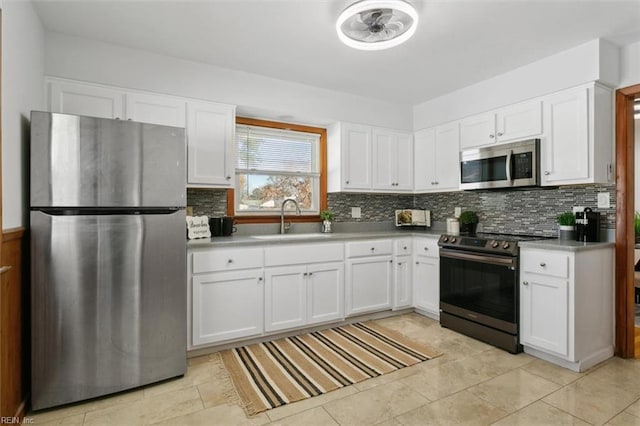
(502, 242, 510, 249)
(442, 236, 449, 243)
(491, 240, 499, 248)
(450, 237, 457, 243)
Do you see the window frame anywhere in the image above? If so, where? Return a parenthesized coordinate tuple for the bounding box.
(228, 117, 327, 224)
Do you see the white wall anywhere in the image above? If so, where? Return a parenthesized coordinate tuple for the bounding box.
(413, 39, 618, 130)
(44, 32, 413, 131)
(2, 0, 45, 228)
(620, 40, 640, 88)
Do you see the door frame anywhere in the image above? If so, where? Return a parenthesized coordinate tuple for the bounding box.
(615, 84, 640, 358)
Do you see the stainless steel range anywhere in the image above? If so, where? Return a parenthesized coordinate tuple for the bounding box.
(438, 232, 548, 353)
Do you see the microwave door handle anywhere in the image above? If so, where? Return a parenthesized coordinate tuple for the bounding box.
(505, 150, 512, 184)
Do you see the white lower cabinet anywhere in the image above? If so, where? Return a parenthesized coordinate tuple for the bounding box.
(412, 237, 440, 319)
(192, 269, 264, 346)
(519, 246, 614, 372)
(345, 239, 393, 316)
(308, 263, 345, 325)
(394, 255, 412, 309)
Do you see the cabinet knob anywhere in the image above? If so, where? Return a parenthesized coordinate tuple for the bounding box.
(346, 180, 350, 184)
(371, 247, 375, 252)
(539, 262, 546, 267)
(309, 272, 313, 276)
(403, 246, 407, 250)
(389, 260, 393, 263)
(397, 262, 402, 266)
(258, 277, 263, 281)
(430, 182, 435, 185)
(497, 132, 503, 136)
(225, 176, 231, 180)
(544, 171, 550, 175)
(303, 272, 308, 276)
(424, 247, 428, 251)
(435, 181, 439, 185)
(523, 281, 529, 286)
(489, 134, 495, 139)
(416, 261, 419, 265)
(227, 259, 233, 263)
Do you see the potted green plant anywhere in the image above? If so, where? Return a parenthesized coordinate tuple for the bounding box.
(557, 212, 576, 240)
(320, 210, 334, 233)
(459, 211, 479, 236)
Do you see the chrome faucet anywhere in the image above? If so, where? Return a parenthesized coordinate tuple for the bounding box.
(280, 199, 301, 234)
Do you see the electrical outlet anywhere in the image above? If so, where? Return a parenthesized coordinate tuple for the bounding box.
(597, 192, 610, 209)
(454, 207, 462, 217)
(572, 206, 585, 213)
(186, 206, 193, 216)
(351, 207, 362, 219)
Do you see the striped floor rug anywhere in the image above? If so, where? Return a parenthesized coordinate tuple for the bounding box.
(220, 322, 442, 415)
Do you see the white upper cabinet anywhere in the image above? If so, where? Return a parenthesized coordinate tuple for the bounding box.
(541, 83, 612, 186)
(46, 78, 237, 189)
(372, 128, 413, 191)
(126, 92, 186, 127)
(414, 122, 460, 192)
(186, 101, 236, 188)
(328, 122, 413, 193)
(460, 99, 542, 150)
(48, 79, 125, 119)
(341, 123, 373, 191)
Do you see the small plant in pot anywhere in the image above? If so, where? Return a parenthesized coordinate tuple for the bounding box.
(459, 211, 479, 236)
(320, 210, 334, 233)
(557, 212, 576, 240)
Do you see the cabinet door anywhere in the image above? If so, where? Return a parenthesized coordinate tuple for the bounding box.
(49, 80, 125, 119)
(413, 256, 439, 316)
(394, 255, 412, 309)
(308, 262, 344, 325)
(342, 123, 372, 190)
(372, 129, 395, 190)
(192, 270, 263, 346)
(186, 101, 236, 187)
(520, 273, 569, 357)
(265, 266, 307, 332)
(496, 99, 542, 143)
(394, 132, 414, 190)
(413, 128, 437, 192)
(345, 257, 392, 316)
(126, 92, 186, 127)
(541, 87, 589, 185)
(434, 122, 460, 191)
(460, 112, 496, 149)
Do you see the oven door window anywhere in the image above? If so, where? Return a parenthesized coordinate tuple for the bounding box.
(440, 254, 517, 323)
(461, 156, 508, 184)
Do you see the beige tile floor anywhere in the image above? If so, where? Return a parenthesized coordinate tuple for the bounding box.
(27, 313, 640, 425)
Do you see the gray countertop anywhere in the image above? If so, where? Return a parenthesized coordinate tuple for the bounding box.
(519, 239, 614, 252)
(187, 229, 442, 249)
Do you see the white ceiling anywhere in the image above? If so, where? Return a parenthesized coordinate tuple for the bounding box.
(32, 0, 640, 106)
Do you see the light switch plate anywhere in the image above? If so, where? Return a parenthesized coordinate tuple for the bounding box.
(454, 207, 462, 217)
(597, 192, 610, 209)
(186, 206, 193, 216)
(351, 207, 362, 219)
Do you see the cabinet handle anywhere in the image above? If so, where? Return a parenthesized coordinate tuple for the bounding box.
(523, 281, 529, 286)
(544, 171, 550, 175)
(489, 134, 495, 139)
(539, 262, 546, 267)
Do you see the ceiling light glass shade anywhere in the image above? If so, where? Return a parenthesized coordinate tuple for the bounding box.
(336, 0, 419, 51)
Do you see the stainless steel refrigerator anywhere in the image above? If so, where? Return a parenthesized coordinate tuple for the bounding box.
(30, 111, 187, 410)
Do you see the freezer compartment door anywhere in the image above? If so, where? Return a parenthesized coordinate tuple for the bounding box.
(30, 210, 187, 410)
(30, 111, 185, 208)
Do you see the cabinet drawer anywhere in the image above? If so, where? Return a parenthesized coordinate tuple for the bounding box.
(265, 243, 344, 266)
(522, 250, 569, 278)
(346, 239, 393, 258)
(192, 248, 263, 273)
(413, 238, 439, 258)
(394, 238, 413, 255)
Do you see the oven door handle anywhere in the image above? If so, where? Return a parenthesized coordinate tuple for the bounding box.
(440, 249, 516, 268)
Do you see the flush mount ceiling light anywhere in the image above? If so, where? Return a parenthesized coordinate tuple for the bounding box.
(336, 0, 419, 51)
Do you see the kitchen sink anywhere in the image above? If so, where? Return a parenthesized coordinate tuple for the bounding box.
(252, 233, 333, 240)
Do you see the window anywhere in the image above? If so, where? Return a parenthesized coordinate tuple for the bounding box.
(232, 117, 327, 219)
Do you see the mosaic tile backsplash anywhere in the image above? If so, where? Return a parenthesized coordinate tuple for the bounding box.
(187, 184, 616, 237)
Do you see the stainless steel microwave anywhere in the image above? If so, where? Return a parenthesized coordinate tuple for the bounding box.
(460, 139, 540, 190)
